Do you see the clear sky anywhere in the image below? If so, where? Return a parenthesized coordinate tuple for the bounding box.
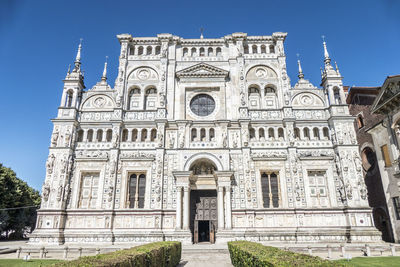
(0, 0, 399, 191)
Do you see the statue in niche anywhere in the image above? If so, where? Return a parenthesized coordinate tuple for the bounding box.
(60, 155, 68, 174)
(352, 151, 362, 172)
(233, 132, 238, 148)
(46, 154, 55, 174)
(64, 129, 71, 147)
(161, 42, 168, 57)
(157, 131, 164, 147)
(57, 184, 63, 201)
(42, 183, 50, 201)
(112, 128, 119, 148)
(242, 128, 249, 146)
(345, 182, 353, 200)
(51, 128, 59, 147)
(221, 131, 228, 148)
(169, 133, 175, 148)
(108, 186, 113, 202)
(178, 128, 185, 148)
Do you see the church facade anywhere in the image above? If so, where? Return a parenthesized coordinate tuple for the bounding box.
(30, 32, 382, 245)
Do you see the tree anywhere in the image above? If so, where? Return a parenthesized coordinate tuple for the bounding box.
(0, 163, 41, 239)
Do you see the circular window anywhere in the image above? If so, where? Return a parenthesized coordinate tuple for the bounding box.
(190, 94, 215, 117)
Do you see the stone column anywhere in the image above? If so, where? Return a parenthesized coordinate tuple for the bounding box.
(218, 186, 225, 229)
(225, 186, 232, 229)
(183, 186, 190, 230)
(176, 186, 182, 229)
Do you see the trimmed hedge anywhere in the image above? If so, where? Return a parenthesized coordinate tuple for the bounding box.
(52, 241, 181, 267)
(228, 241, 349, 267)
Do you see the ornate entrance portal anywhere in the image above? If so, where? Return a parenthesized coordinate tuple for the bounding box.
(190, 190, 217, 243)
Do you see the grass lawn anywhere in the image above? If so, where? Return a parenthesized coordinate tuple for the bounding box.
(335, 256, 400, 267)
(0, 259, 62, 267)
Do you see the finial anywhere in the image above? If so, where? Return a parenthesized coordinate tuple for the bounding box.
(73, 38, 83, 73)
(320, 67, 324, 77)
(200, 27, 204, 39)
(335, 61, 340, 74)
(67, 64, 71, 75)
(101, 56, 108, 82)
(322, 35, 331, 64)
(296, 53, 304, 79)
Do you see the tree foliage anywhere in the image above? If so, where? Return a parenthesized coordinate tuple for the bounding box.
(0, 163, 41, 239)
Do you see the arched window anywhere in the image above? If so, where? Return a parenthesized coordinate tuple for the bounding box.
(250, 127, 256, 140)
(150, 129, 157, 142)
(146, 46, 152, 55)
(199, 47, 205, 56)
(141, 129, 147, 142)
(129, 46, 135, 55)
(132, 129, 138, 142)
(122, 129, 128, 142)
(252, 45, 258, 54)
(357, 114, 365, 129)
(129, 173, 146, 208)
(209, 128, 215, 141)
(65, 90, 73, 107)
(269, 45, 275, 53)
(333, 88, 341, 104)
(259, 128, 265, 140)
(294, 127, 300, 140)
(138, 46, 143, 55)
(208, 47, 213, 56)
(249, 87, 260, 95)
(265, 87, 276, 95)
(200, 128, 206, 141)
(261, 172, 280, 208)
(155, 46, 160, 55)
(77, 129, 84, 142)
(96, 129, 103, 142)
(313, 127, 320, 140)
(191, 47, 197, 57)
(268, 128, 275, 140)
(323, 127, 330, 140)
(106, 129, 112, 142)
(243, 45, 249, 54)
(87, 129, 93, 142)
(261, 45, 266, 53)
(216, 47, 222, 56)
(129, 88, 141, 110)
(183, 48, 188, 57)
(144, 87, 157, 110)
(191, 128, 197, 141)
(278, 128, 284, 140)
(303, 128, 310, 140)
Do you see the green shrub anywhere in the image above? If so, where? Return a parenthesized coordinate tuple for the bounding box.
(52, 241, 181, 267)
(228, 241, 349, 267)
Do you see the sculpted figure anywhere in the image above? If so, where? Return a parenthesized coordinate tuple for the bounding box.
(46, 154, 55, 174)
(222, 131, 228, 148)
(64, 129, 71, 147)
(42, 183, 50, 201)
(51, 128, 59, 147)
(157, 132, 164, 147)
(57, 184, 63, 201)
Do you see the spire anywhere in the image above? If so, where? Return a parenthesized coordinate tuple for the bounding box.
(73, 38, 83, 73)
(101, 56, 108, 82)
(322, 35, 331, 65)
(296, 54, 304, 79)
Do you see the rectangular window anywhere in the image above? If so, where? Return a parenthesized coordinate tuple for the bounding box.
(381, 144, 392, 167)
(128, 172, 146, 208)
(78, 173, 100, 209)
(393, 197, 400, 220)
(260, 172, 280, 208)
(308, 171, 329, 207)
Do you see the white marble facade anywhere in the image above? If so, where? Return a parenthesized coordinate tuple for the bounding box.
(30, 32, 381, 245)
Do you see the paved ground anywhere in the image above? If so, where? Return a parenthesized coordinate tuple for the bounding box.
(179, 243, 233, 267)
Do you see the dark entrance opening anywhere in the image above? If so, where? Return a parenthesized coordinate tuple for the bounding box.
(190, 190, 217, 244)
(198, 220, 210, 242)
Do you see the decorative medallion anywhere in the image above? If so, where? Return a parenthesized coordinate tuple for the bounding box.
(93, 97, 106, 108)
(137, 69, 150, 80)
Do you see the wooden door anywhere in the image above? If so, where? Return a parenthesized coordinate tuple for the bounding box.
(194, 220, 199, 243)
(210, 221, 215, 244)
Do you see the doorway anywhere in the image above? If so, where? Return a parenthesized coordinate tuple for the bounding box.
(190, 190, 217, 243)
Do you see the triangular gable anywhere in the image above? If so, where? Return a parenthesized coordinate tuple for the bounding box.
(176, 63, 229, 78)
(371, 75, 400, 113)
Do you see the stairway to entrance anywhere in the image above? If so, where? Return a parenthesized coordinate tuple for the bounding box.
(178, 243, 233, 267)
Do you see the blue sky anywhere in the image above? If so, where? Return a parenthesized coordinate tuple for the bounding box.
(0, 0, 399, 191)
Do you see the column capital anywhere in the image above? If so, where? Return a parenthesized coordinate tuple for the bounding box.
(214, 171, 234, 188)
(173, 171, 192, 187)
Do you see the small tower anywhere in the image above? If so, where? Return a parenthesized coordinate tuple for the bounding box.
(59, 40, 85, 111)
(320, 37, 346, 106)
